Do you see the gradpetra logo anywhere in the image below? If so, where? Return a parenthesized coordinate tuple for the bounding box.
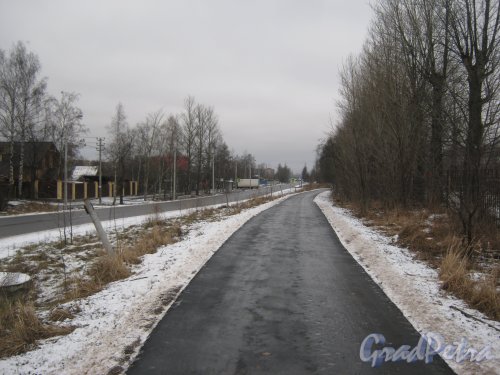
(360, 332, 493, 368)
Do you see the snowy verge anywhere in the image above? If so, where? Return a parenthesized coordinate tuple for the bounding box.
(0, 188, 297, 260)
(0, 192, 297, 374)
(314, 191, 499, 375)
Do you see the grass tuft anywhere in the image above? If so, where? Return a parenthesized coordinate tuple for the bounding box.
(48, 307, 75, 322)
(89, 253, 131, 284)
(121, 223, 182, 265)
(0, 298, 74, 358)
(439, 239, 470, 292)
(439, 239, 500, 320)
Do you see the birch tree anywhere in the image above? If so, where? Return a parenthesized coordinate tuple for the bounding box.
(13, 43, 47, 197)
(0, 42, 47, 197)
(45, 92, 87, 178)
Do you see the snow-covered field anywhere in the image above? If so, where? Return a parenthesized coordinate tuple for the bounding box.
(0, 191, 297, 374)
(315, 191, 499, 375)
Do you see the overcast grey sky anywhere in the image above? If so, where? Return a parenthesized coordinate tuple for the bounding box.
(0, 0, 373, 173)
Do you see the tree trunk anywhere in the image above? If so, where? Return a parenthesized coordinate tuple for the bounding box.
(9, 140, 15, 198)
(143, 159, 149, 201)
(18, 139, 24, 199)
(461, 68, 484, 246)
(428, 74, 445, 206)
(196, 144, 202, 196)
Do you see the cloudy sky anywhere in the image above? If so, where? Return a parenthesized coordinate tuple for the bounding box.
(0, 0, 373, 173)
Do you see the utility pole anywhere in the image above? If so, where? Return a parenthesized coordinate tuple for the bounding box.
(212, 146, 215, 194)
(84, 199, 113, 254)
(171, 123, 177, 201)
(97, 138, 104, 204)
(173, 144, 177, 201)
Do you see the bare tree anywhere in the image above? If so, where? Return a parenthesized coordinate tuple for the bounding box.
(203, 106, 219, 193)
(13, 43, 47, 197)
(136, 109, 163, 200)
(0, 42, 49, 198)
(0, 46, 18, 197)
(46, 92, 87, 178)
(448, 0, 500, 244)
(317, 0, 500, 251)
(106, 103, 133, 204)
(381, 0, 452, 205)
(180, 96, 196, 195)
(194, 104, 208, 195)
(167, 115, 181, 199)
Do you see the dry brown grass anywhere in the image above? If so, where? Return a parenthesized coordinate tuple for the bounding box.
(469, 275, 499, 319)
(439, 240, 500, 320)
(0, 191, 282, 359)
(440, 239, 471, 291)
(0, 298, 74, 358)
(182, 208, 220, 225)
(180, 193, 279, 224)
(62, 221, 182, 301)
(238, 195, 274, 210)
(48, 307, 75, 322)
(63, 253, 131, 301)
(121, 223, 182, 265)
(63, 276, 103, 301)
(89, 253, 131, 284)
(333, 194, 500, 321)
(350, 203, 456, 266)
(3, 201, 59, 215)
(302, 183, 330, 191)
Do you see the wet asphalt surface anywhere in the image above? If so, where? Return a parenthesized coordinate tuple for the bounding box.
(128, 190, 453, 374)
(0, 185, 292, 238)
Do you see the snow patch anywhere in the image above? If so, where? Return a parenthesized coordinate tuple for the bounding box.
(314, 191, 499, 375)
(0, 272, 31, 286)
(0, 193, 297, 374)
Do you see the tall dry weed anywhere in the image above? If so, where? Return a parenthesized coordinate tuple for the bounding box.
(0, 299, 73, 358)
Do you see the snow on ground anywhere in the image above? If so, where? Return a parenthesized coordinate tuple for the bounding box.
(315, 191, 500, 375)
(0, 187, 299, 260)
(0, 205, 188, 260)
(0, 271, 31, 286)
(0, 191, 297, 375)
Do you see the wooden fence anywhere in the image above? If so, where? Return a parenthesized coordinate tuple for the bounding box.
(37, 180, 139, 200)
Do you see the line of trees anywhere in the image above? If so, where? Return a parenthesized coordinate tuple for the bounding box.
(0, 42, 87, 198)
(105, 97, 269, 202)
(0, 41, 293, 203)
(317, 0, 500, 243)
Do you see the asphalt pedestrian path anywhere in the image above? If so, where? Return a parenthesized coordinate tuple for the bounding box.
(128, 190, 453, 374)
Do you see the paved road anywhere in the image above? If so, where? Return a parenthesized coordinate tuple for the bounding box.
(0, 185, 294, 238)
(128, 191, 453, 374)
